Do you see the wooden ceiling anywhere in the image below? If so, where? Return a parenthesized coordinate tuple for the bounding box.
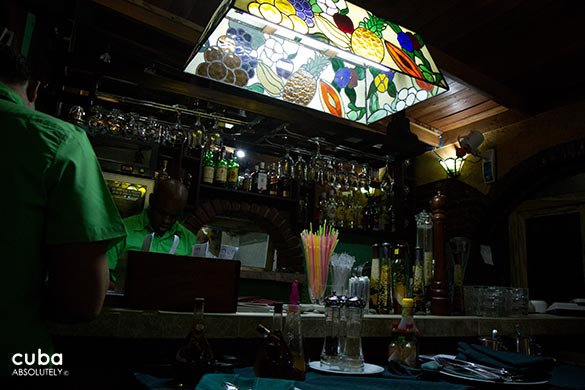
(91, 0, 584, 147)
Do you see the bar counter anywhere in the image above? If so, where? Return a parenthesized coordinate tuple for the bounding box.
(48, 308, 585, 340)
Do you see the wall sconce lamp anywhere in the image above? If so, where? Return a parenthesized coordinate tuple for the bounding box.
(438, 156, 465, 178)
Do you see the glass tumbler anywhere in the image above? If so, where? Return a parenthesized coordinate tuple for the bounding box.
(479, 286, 505, 317)
(507, 288, 529, 316)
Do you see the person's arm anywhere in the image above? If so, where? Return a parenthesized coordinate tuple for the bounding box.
(46, 241, 110, 322)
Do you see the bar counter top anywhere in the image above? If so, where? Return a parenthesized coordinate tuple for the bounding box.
(48, 307, 585, 340)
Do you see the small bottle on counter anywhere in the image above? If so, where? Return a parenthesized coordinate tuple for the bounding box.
(392, 243, 408, 314)
(254, 303, 293, 379)
(175, 298, 214, 384)
(388, 298, 419, 368)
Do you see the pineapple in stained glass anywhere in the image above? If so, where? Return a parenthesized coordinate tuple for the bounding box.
(282, 54, 329, 106)
(350, 13, 386, 63)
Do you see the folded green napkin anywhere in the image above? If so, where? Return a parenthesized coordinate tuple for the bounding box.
(456, 342, 554, 378)
(197, 373, 296, 390)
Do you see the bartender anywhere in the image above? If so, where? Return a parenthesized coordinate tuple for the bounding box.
(107, 178, 197, 283)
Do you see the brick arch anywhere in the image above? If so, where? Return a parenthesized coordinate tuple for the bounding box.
(183, 199, 304, 272)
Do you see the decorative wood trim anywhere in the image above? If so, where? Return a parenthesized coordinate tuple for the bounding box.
(509, 198, 585, 288)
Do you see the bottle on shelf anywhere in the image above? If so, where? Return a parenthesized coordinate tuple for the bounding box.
(154, 159, 170, 181)
(242, 168, 252, 192)
(175, 298, 214, 384)
(227, 153, 239, 189)
(392, 243, 408, 314)
(256, 162, 268, 194)
(412, 247, 426, 314)
(213, 148, 228, 187)
(201, 150, 215, 185)
(379, 242, 392, 314)
(369, 244, 381, 312)
(254, 303, 293, 379)
(268, 162, 279, 196)
(388, 298, 419, 368)
(279, 152, 293, 198)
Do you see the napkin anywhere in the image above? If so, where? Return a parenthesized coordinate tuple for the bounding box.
(456, 342, 554, 378)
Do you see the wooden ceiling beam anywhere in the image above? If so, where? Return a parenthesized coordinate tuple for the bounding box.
(428, 47, 526, 113)
(92, 0, 202, 44)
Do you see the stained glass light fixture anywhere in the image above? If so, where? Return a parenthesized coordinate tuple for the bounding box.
(439, 156, 465, 178)
(185, 0, 449, 124)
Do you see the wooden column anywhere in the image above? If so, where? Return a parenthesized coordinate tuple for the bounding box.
(431, 191, 451, 315)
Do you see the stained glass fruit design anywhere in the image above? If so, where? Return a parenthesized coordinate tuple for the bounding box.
(282, 54, 329, 105)
(226, 27, 258, 78)
(384, 40, 432, 91)
(351, 13, 386, 63)
(318, 80, 344, 117)
(256, 61, 285, 96)
(248, 0, 310, 34)
(197, 45, 249, 87)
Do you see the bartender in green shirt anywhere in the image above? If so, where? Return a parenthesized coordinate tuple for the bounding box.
(108, 178, 197, 283)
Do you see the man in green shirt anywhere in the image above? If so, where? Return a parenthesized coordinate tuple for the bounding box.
(107, 179, 197, 284)
(0, 45, 126, 376)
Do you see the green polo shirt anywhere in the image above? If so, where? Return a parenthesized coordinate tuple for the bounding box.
(0, 82, 126, 375)
(107, 208, 197, 273)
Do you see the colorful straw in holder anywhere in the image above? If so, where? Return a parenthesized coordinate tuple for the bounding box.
(301, 223, 339, 305)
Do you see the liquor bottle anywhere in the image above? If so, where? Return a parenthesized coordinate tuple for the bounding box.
(348, 162, 358, 190)
(227, 153, 239, 189)
(294, 154, 306, 185)
(379, 242, 392, 314)
(412, 247, 426, 314)
(335, 193, 345, 228)
(251, 165, 259, 193)
(316, 192, 327, 225)
(358, 164, 369, 191)
(388, 298, 419, 367)
(214, 148, 228, 187)
(201, 149, 215, 185)
(369, 244, 381, 311)
(154, 159, 170, 181)
(279, 153, 293, 198)
(242, 168, 252, 192)
(268, 162, 279, 196)
(392, 243, 407, 314)
(175, 298, 214, 384)
(256, 162, 268, 194)
(254, 303, 293, 379)
(325, 190, 337, 226)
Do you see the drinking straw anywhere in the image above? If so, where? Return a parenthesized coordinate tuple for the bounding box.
(301, 222, 339, 303)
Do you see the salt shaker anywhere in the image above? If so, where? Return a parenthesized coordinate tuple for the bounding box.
(342, 296, 366, 372)
(320, 293, 343, 369)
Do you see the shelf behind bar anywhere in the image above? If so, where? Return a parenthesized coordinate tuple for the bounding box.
(199, 183, 298, 205)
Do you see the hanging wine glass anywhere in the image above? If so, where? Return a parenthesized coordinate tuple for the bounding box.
(324, 157, 336, 188)
(348, 161, 359, 190)
(188, 116, 205, 149)
(381, 157, 394, 193)
(294, 154, 307, 184)
(87, 106, 107, 135)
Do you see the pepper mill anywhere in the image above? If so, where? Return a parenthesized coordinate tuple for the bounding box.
(431, 191, 451, 315)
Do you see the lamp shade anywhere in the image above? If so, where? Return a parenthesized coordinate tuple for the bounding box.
(439, 157, 465, 177)
(184, 0, 449, 124)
